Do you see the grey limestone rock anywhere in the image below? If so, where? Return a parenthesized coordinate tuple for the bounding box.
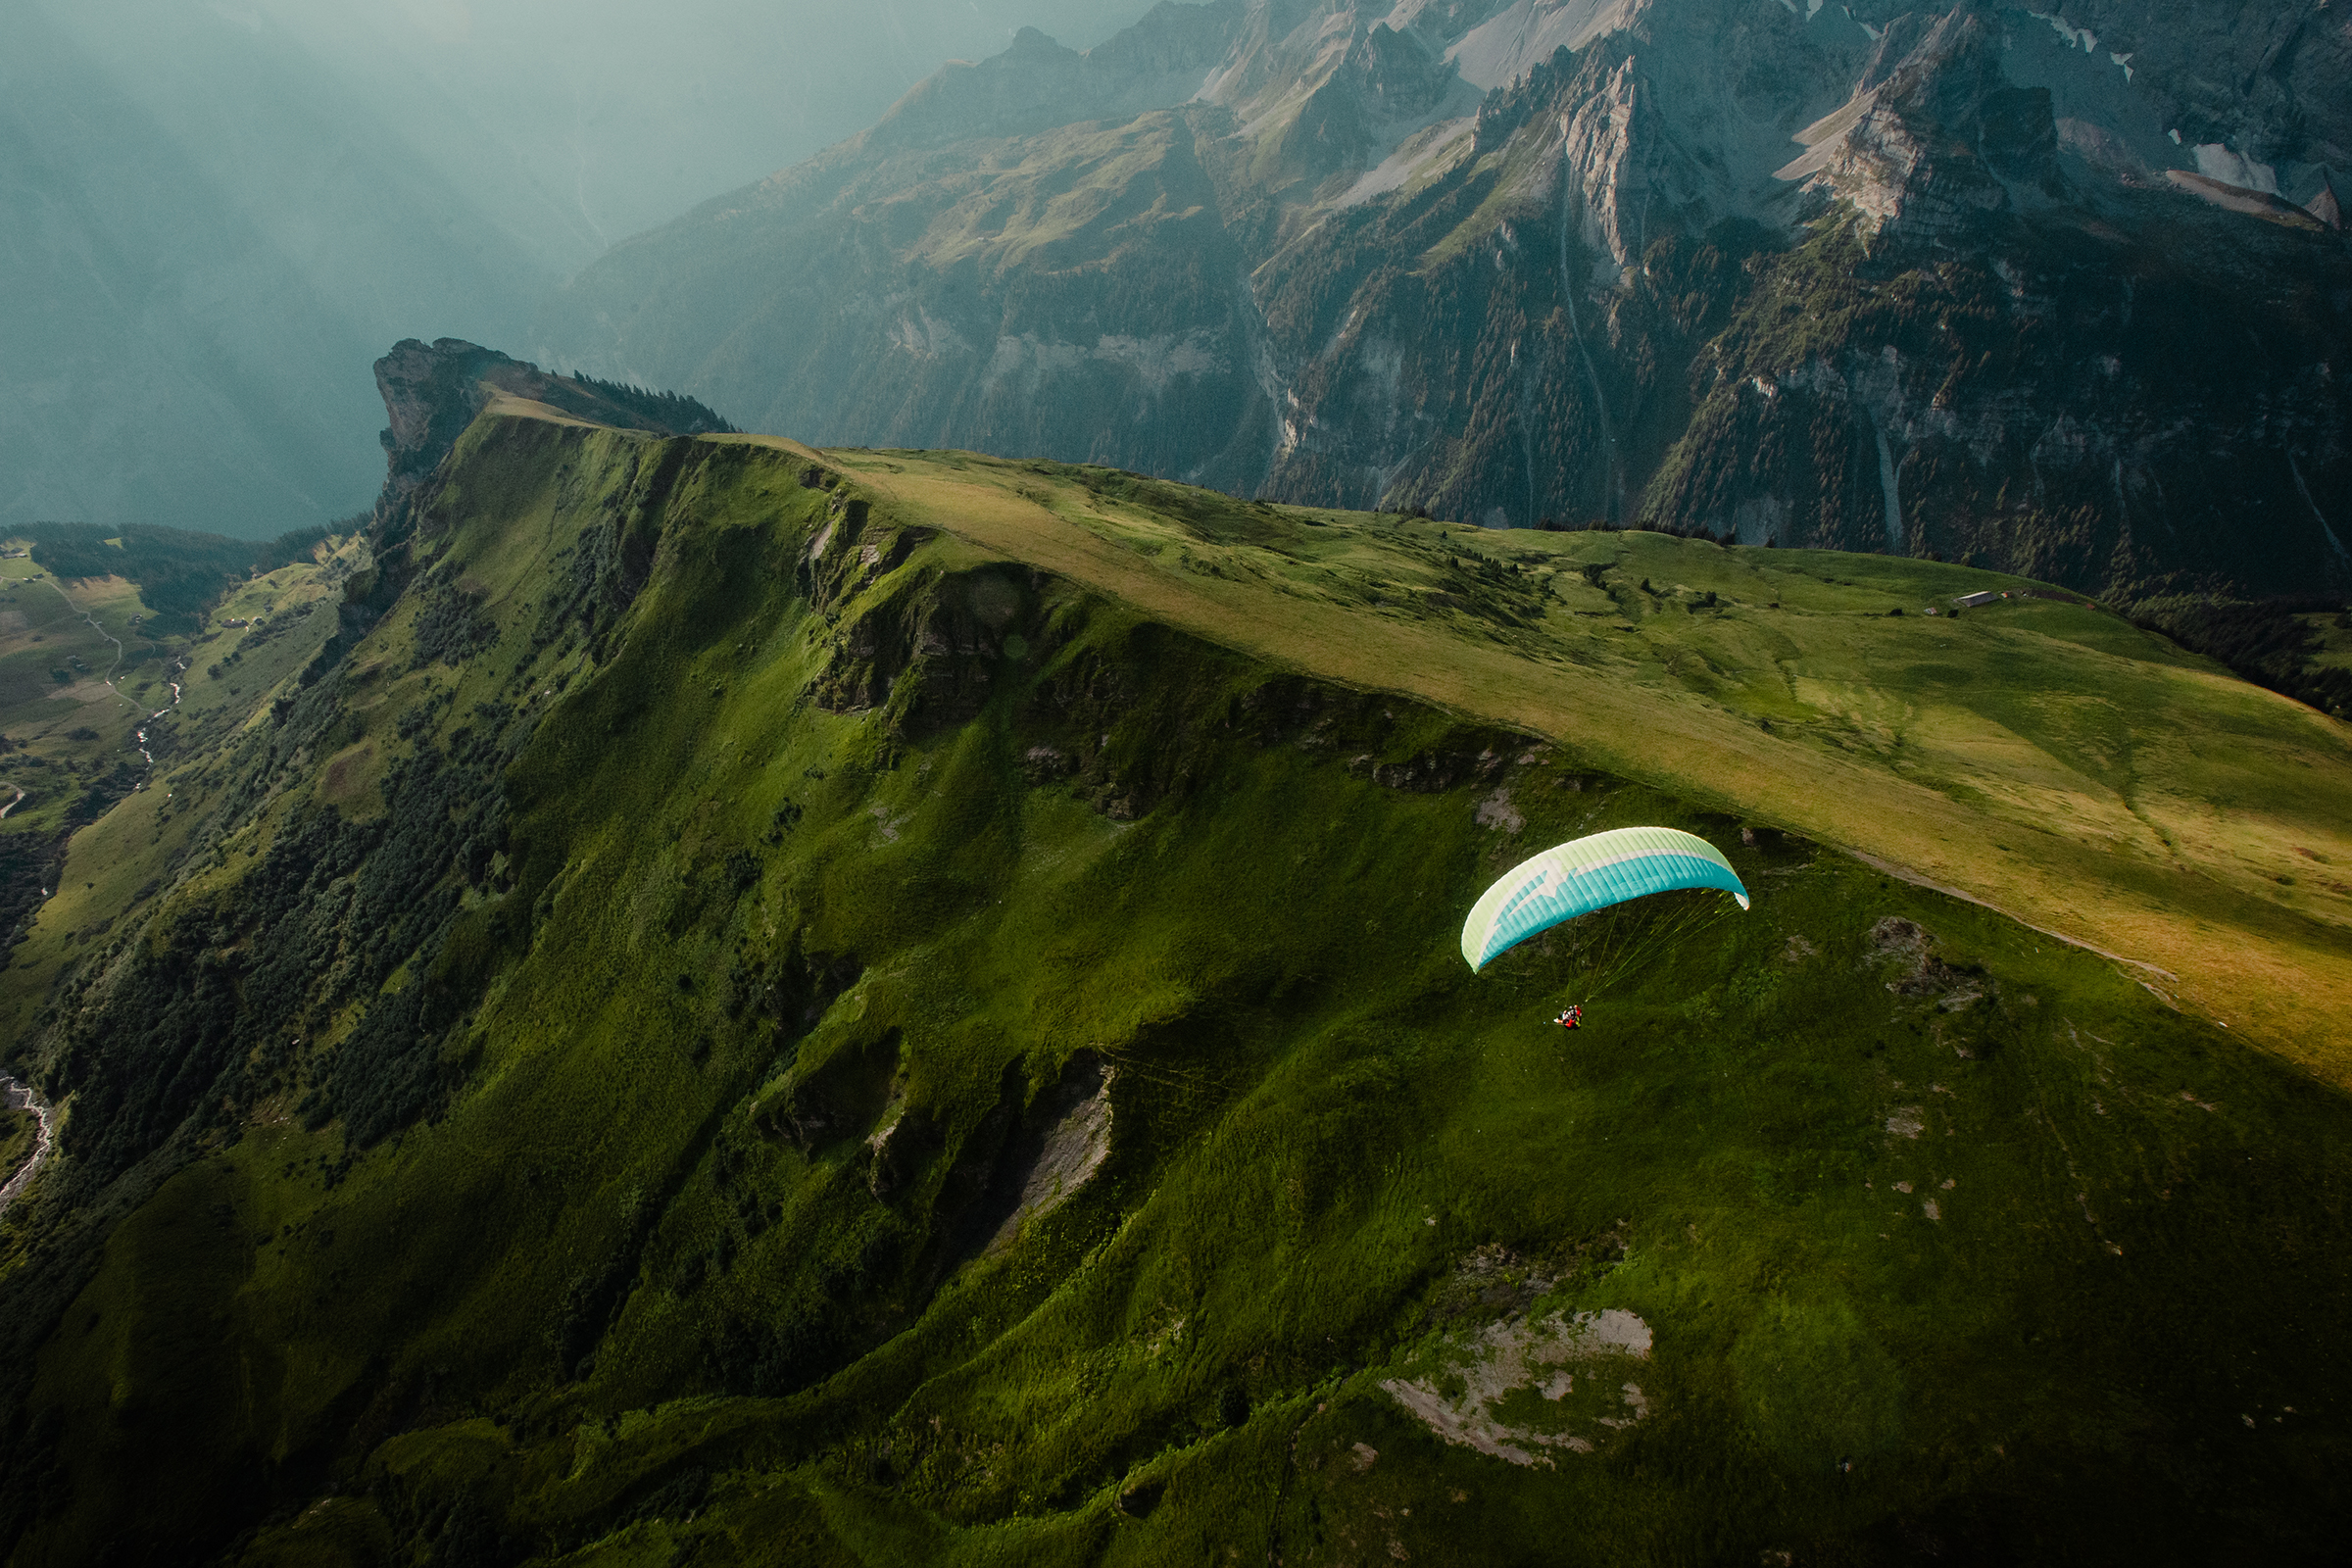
(538, 0, 2352, 600)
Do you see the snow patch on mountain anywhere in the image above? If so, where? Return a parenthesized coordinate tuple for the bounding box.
(2026, 8, 2097, 56)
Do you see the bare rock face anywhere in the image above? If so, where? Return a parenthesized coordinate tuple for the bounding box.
(1557, 50, 1665, 275)
(2309, 171, 2344, 230)
(1278, 21, 1462, 183)
(805, 555, 1026, 734)
(1868, 915, 1984, 1006)
(541, 0, 2352, 600)
(865, 6, 1249, 154)
(982, 1054, 1114, 1252)
(1994, 0, 2352, 172)
(371, 339, 527, 531)
(1778, 7, 2064, 253)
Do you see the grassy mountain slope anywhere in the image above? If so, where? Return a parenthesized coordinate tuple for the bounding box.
(0, 533, 357, 968)
(809, 438, 2352, 1080)
(2, 403, 2348, 1565)
(0, 1108, 31, 1184)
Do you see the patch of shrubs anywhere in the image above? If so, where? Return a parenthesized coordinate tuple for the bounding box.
(55, 737, 522, 1192)
(2128, 592, 2352, 717)
(408, 579, 498, 668)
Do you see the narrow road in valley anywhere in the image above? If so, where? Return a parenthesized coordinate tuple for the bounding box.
(33, 578, 132, 711)
(33, 580, 187, 777)
(1, 1075, 55, 1215)
(0, 787, 24, 820)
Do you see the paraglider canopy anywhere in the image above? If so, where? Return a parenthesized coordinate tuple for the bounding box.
(1461, 826, 1749, 971)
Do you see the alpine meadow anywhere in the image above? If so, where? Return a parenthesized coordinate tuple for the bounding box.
(4, 2, 2351, 1565)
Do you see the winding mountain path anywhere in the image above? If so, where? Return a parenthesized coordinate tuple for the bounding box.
(33, 577, 133, 711)
(1, 1075, 55, 1215)
(31, 579, 189, 774)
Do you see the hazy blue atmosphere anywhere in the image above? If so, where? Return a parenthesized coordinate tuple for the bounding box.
(0, 0, 1159, 538)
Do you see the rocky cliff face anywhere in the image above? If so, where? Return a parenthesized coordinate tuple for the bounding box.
(370, 338, 736, 538)
(539, 0, 2352, 600)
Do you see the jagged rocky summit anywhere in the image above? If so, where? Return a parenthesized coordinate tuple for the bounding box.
(539, 0, 2352, 601)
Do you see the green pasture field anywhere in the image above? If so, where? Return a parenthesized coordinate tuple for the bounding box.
(0, 535, 356, 1051)
(4, 412, 2348, 1565)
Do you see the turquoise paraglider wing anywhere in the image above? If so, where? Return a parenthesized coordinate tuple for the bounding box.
(1459, 826, 1749, 970)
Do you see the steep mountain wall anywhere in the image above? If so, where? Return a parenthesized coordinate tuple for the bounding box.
(539, 0, 2352, 600)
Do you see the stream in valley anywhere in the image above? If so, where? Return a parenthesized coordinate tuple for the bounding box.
(0, 1076, 54, 1215)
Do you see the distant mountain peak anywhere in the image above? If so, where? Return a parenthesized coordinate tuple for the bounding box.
(539, 0, 2352, 602)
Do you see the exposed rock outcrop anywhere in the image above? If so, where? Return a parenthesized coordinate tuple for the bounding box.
(2307, 171, 2343, 230)
(302, 341, 741, 691)
(1777, 7, 2067, 252)
(980, 1054, 1114, 1251)
(541, 0, 2352, 600)
(372, 338, 736, 544)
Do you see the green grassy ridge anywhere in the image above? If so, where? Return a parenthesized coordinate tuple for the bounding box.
(326, 667, 2352, 1560)
(5, 415, 2351, 1565)
(827, 446, 2352, 1073)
